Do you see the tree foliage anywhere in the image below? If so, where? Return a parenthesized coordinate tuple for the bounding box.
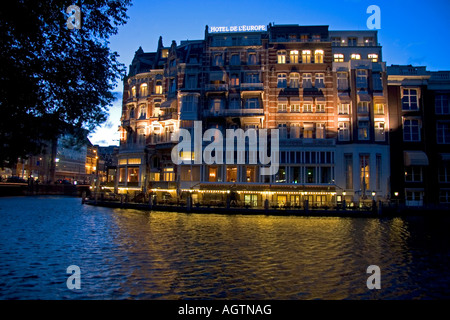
(0, 0, 131, 167)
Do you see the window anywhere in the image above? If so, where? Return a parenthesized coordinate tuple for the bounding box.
(436, 95, 450, 114)
(127, 167, 139, 183)
(163, 168, 175, 182)
(289, 73, 300, 88)
(314, 50, 324, 63)
(358, 121, 370, 140)
(306, 167, 315, 183)
(403, 119, 421, 142)
(375, 121, 385, 141)
(303, 104, 312, 113)
(338, 122, 350, 141)
(302, 50, 311, 63)
(290, 123, 300, 139)
(312, 34, 321, 42)
(406, 190, 423, 206)
(209, 98, 223, 114)
(316, 123, 325, 139)
(230, 74, 240, 87)
(316, 104, 325, 113)
(374, 103, 384, 115)
(439, 163, 450, 183)
(229, 97, 240, 109)
(356, 69, 368, 88)
(230, 53, 240, 65)
(169, 78, 176, 93)
(277, 104, 287, 112)
(277, 51, 286, 64)
(315, 73, 325, 88)
(181, 95, 197, 112)
(302, 73, 312, 88)
(245, 72, 259, 83)
(155, 81, 162, 94)
(245, 98, 260, 109)
(248, 52, 257, 65)
(360, 154, 370, 191)
(376, 154, 382, 190)
(364, 37, 374, 46)
(129, 107, 135, 119)
(277, 73, 287, 88)
(331, 37, 341, 46)
(303, 124, 314, 138)
(139, 105, 147, 119)
(226, 166, 237, 182)
(290, 50, 299, 63)
(344, 154, 353, 189)
(402, 89, 419, 111)
(119, 167, 126, 183)
(291, 104, 300, 113)
(337, 72, 348, 90)
(439, 190, 450, 204)
(348, 37, 357, 46)
(140, 83, 148, 97)
(334, 53, 344, 62)
(212, 53, 224, 66)
(357, 102, 369, 113)
(405, 166, 423, 182)
(300, 34, 308, 42)
(437, 122, 450, 144)
(131, 86, 136, 97)
(373, 73, 383, 91)
(351, 53, 361, 60)
(368, 54, 378, 62)
(186, 74, 197, 89)
(278, 124, 288, 139)
(338, 103, 350, 115)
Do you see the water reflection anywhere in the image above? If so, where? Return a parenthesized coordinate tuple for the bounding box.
(0, 196, 449, 299)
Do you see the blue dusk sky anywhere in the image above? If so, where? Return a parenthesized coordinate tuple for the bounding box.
(89, 0, 450, 146)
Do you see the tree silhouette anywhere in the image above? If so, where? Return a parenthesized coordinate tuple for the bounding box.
(0, 0, 131, 169)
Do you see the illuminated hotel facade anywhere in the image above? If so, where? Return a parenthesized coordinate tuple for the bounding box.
(117, 24, 390, 208)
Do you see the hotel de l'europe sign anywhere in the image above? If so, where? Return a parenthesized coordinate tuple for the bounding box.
(209, 25, 267, 33)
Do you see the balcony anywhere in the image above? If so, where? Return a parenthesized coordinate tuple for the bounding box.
(203, 108, 264, 117)
(205, 83, 228, 92)
(158, 112, 178, 121)
(240, 83, 264, 91)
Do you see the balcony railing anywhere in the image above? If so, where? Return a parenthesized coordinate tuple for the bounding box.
(205, 83, 228, 91)
(203, 108, 264, 117)
(240, 83, 264, 90)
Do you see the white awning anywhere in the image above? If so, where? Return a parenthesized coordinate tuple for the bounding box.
(404, 151, 429, 166)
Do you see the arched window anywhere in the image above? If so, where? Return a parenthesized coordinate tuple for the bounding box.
(140, 83, 148, 97)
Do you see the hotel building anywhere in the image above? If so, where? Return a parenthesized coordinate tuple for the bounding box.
(117, 24, 390, 208)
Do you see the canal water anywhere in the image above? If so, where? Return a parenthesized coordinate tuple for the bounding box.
(0, 196, 449, 300)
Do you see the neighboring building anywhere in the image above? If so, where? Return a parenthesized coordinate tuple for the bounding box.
(387, 65, 450, 207)
(117, 23, 391, 208)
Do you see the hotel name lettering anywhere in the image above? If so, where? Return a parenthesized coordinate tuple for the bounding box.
(209, 25, 267, 33)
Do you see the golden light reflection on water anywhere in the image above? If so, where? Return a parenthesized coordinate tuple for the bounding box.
(107, 210, 415, 299)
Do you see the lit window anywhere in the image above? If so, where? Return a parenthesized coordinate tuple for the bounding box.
(277, 73, 287, 88)
(277, 51, 286, 64)
(155, 81, 162, 94)
(368, 54, 378, 62)
(316, 123, 325, 139)
(290, 50, 299, 63)
(230, 74, 240, 87)
(140, 83, 148, 97)
(303, 123, 314, 138)
(374, 104, 384, 115)
(288, 73, 300, 88)
(131, 86, 136, 97)
(315, 73, 325, 88)
(375, 122, 385, 141)
(302, 73, 312, 88)
(402, 89, 419, 111)
(163, 168, 175, 182)
(138, 104, 147, 119)
(403, 119, 421, 142)
(300, 34, 308, 42)
(302, 50, 311, 63)
(435, 95, 449, 114)
(351, 54, 361, 60)
(127, 167, 139, 183)
(437, 122, 450, 144)
(360, 155, 370, 191)
(338, 104, 350, 115)
(358, 121, 370, 140)
(334, 53, 344, 62)
(314, 50, 324, 63)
